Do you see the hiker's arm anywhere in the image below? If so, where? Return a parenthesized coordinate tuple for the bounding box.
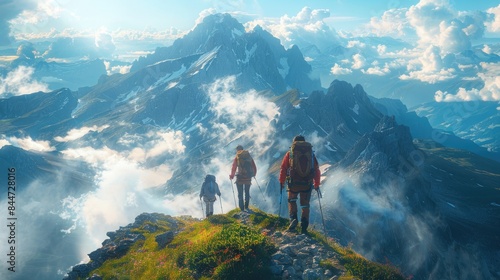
(278, 152, 290, 184)
(252, 159, 257, 177)
(229, 157, 237, 179)
(216, 183, 221, 196)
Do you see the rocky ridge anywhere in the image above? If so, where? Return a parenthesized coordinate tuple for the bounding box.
(64, 211, 394, 280)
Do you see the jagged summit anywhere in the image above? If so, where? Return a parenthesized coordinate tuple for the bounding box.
(131, 12, 321, 94)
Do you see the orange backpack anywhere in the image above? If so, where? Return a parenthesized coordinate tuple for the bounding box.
(289, 141, 314, 191)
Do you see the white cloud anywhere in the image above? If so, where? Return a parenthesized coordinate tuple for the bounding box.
(63, 128, 186, 164)
(438, 20, 471, 54)
(482, 44, 493, 54)
(10, 0, 64, 26)
(407, 0, 454, 47)
(362, 65, 391, 76)
(367, 8, 413, 38)
(399, 45, 456, 83)
(347, 40, 365, 49)
(330, 63, 352, 75)
(406, 0, 487, 54)
(54, 125, 110, 142)
(435, 62, 500, 101)
(205, 76, 279, 150)
(245, 6, 341, 52)
(352, 53, 366, 69)
(1, 135, 55, 152)
(0, 66, 49, 96)
(486, 5, 500, 32)
(104, 61, 132, 75)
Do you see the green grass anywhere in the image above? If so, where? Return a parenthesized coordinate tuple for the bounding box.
(309, 231, 407, 280)
(85, 210, 408, 280)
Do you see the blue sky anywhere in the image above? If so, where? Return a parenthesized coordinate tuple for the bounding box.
(4, 0, 500, 43)
(2, 0, 500, 104)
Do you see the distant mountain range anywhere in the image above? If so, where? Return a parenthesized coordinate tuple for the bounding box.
(0, 13, 499, 280)
(412, 101, 500, 154)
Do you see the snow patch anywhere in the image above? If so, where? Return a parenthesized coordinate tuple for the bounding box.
(351, 103, 360, 115)
(240, 43, 257, 64)
(232, 28, 243, 38)
(324, 141, 337, 152)
(279, 57, 289, 79)
(149, 64, 187, 90)
(189, 46, 220, 75)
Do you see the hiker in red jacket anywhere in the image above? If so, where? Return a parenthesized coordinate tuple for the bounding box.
(279, 135, 321, 234)
(229, 145, 257, 211)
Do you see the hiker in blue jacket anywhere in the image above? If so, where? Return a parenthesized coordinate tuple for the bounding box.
(199, 174, 221, 217)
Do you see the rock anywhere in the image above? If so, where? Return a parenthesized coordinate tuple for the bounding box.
(155, 231, 175, 249)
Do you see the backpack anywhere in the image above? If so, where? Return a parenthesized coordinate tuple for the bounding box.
(203, 175, 217, 197)
(289, 141, 314, 190)
(236, 150, 255, 178)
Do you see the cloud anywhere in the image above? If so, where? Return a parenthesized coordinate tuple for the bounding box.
(362, 64, 391, 76)
(367, 8, 415, 38)
(406, 0, 487, 54)
(351, 53, 366, 69)
(0, 135, 55, 152)
(94, 30, 116, 55)
(205, 76, 279, 151)
(42, 36, 114, 59)
(399, 45, 456, 83)
(435, 62, 500, 101)
(0, 66, 49, 96)
(0, 0, 36, 45)
(54, 125, 110, 142)
(486, 4, 500, 32)
(245, 6, 341, 51)
(57, 126, 190, 255)
(330, 63, 352, 75)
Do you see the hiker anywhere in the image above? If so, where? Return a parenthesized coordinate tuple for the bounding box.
(199, 174, 221, 217)
(229, 145, 257, 211)
(279, 135, 321, 234)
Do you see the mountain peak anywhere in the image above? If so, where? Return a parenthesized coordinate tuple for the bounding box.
(197, 13, 244, 33)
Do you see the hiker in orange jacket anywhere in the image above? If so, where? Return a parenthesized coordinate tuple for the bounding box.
(279, 135, 321, 234)
(229, 145, 257, 211)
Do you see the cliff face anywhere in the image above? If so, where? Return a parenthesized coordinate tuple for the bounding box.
(63, 210, 405, 280)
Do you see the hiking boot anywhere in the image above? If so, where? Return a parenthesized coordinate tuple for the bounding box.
(301, 218, 309, 234)
(301, 226, 308, 234)
(287, 219, 298, 231)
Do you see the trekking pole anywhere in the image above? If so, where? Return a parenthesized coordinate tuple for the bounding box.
(200, 198, 205, 219)
(316, 188, 327, 234)
(253, 177, 267, 202)
(230, 178, 237, 208)
(278, 186, 283, 218)
(219, 195, 224, 214)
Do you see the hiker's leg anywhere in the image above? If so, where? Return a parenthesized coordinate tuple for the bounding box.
(244, 184, 251, 210)
(204, 199, 210, 216)
(287, 191, 299, 230)
(288, 191, 298, 219)
(299, 190, 312, 233)
(236, 184, 244, 211)
(208, 201, 214, 216)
